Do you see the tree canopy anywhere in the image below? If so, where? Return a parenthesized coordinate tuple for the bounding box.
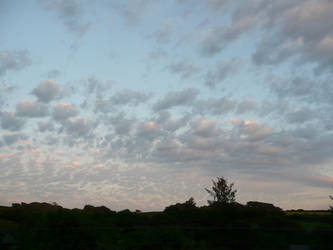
(205, 176, 237, 205)
(329, 188, 333, 212)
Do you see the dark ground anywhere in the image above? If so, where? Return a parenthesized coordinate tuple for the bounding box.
(0, 202, 332, 250)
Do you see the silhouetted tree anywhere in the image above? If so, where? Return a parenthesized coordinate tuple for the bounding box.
(205, 177, 237, 205)
(184, 197, 196, 207)
(246, 201, 283, 216)
(164, 197, 197, 213)
(330, 188, 333, 212)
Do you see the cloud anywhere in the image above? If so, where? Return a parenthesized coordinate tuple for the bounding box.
(40, 0, 89, 37)
(270, 76, 314, 100)
(0, 83, 15, 108)
(3, 132, 27, 146)
(45, 69, 61, 78)
(256, 144, 285, 156)
(251, 0, 333, 73)
(153, 88, 199, 111)
(258, 99, 290, 118)
(16, 100, 49, 118)
(199, 27, 227, 56)
(136, 121, 161, 139)
(165, 60, 201, 79)
(0, 50, 32, 76)
(196, 0, 333, 73)
(232, 119, 273, 141)
(113, 0, 155, 26)
(147, 118, 224, 164)
(109, 113, 135, 135)
(156, 111, 190, 132)
(170, 118, 224, 153)
(191, 118, 220, 138)
(252, 37, 297, 66)
(113, 118, 133, 135)
(185, 136, 222, 152)
(291, 172, 333, 188)
(32, 80, 60, 103)
(146, 49, 168, 62)
(52, 103, 79, 121)
(236, 99, 256, 114)
(37, 121, 55, 132)
(204, 59, 240, 88)
(290, 132, 333, 165)
(240, 120, 273, 141)
(94, 99, 115, 113)
(2, 0, 333, 211)
(195, 96, 235, 115)
(199, 6, 257, 56)
(62, 117, 95, 138)
(269, 76, 333, 106)
(81, 76, 114, 109)
(94, 90, 150, 113)
(0, 111, 25, 131)
(290, 126, 319, 140)
(84, 76, 113, 98)
(111, 89, 151, 106)
(286, 108, 316, 124)
(153, 18, 175, 44)
(206, 0, 230, 9)
(153, 139, 197, 163)
(153, 136, 222, 164)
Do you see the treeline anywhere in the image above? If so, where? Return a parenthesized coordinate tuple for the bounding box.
(0, 177, 332, 249)
(0, 200, 332, 249)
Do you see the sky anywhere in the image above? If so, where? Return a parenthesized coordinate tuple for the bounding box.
(1, 0, 333, 211)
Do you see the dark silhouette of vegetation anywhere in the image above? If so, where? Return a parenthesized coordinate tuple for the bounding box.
(246, 201, 283, 215)
(0, 179, 332, 249)
(330, 188, 333, 212)
(164, 197, 197, 213)
(205, 176, 237, 205)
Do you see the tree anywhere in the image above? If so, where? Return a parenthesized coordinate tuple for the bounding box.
(329, 188, 333, 212)
(164, 197, 197, 213)
(184, 197, 196, 208)
(205, 177, 237, 205)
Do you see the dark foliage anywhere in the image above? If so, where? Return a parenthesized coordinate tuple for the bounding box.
(1, 177, 333, 249)
(246, 201, 283, 216)
(0, 196, 332, 249)
(83, 205, 116, 215)
(164, 197, 197, 213)
(205, 176, 237, 205)
(329, 188, 333, 212)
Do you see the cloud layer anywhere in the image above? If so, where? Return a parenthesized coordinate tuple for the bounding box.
(1, 0, 332, 211)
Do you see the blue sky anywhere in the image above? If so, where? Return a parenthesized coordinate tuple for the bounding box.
(1, 0, 333, 211)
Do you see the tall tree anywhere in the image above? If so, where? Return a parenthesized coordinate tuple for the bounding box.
(329, 188, 333, 212)
(205, 177, 237, 205)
